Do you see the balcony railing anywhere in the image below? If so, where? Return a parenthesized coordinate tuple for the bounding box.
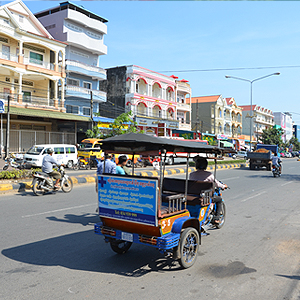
(65, 85, 106, 101)
(0, 50, 18, 62)
(65, 59, 106, 76)
(0, 92, 59, 108)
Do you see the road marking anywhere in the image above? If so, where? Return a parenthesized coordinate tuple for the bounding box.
(281, 181, 293, 186)
(22, 203, 96, 218)
(241, 191, 267, 202)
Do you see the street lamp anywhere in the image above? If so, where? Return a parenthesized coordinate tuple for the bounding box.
(225, 72, 280, 151)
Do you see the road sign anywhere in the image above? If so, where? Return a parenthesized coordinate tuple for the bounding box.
(0, 100, 4, 113)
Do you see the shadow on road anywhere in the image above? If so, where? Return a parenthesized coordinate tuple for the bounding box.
(2, 229, 182, 277)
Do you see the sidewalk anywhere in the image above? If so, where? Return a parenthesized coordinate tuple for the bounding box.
(0, 160, 249, 194)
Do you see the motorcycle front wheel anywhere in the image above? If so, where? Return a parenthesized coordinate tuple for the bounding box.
(32, 178, 46, 196)
(3, 164, 8, 170)
(61, 177, 73, 193)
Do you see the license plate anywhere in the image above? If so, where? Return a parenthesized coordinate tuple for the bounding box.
(121, 232, 133, 242)
(257, 160, 261, 163)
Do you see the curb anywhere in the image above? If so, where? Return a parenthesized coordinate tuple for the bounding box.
(0, 163, 249, 194)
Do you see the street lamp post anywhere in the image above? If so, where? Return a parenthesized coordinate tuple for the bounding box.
(225, 72, 280, 151)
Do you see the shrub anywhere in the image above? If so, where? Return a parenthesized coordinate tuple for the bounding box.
(0, 168, 41, 180)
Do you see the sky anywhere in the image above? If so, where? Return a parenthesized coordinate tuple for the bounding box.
(15, 1, 300, 123)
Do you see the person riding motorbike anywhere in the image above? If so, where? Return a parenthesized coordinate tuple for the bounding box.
(42, 148, 63, 189)
(271, 151, 282, 173)
(189, 156, 228, 224)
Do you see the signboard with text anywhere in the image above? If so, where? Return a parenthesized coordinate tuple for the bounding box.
(98, 175, 158, 226)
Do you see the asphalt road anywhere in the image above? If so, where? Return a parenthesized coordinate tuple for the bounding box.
(0, 158, 300, 300)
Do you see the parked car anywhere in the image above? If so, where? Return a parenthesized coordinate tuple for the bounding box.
(232, 150, 247, 160)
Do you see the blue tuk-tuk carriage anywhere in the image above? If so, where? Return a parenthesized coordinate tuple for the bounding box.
(94, 133, 232, 268)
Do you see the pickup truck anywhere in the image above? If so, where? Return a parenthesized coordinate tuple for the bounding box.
(247, 144, 278, 170)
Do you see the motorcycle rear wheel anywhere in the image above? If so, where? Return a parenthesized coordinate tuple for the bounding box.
(3, 165, 8, 170)
(32, 178, 46, 196)
(61, 177, 73, 193)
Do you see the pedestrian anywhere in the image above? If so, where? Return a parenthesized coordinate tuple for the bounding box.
(116, 155, 127, 175)
(96, 153, 116, 175)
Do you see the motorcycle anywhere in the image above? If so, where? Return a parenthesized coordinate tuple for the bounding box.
(73, 156, 89, 170)
(3, 153, 26, 170)
(32, 165, 73, 196)
(272, 164, 281, 177)
(203, 185, 228, 231)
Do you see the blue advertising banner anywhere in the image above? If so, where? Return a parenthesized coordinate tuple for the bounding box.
(0, 100, 4, 113)
(98, 175, 158, 226)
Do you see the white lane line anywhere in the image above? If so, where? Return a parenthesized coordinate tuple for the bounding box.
(22, 203, 96, 218)
(241, 191, 266, 202)
(281, 181, 293, 186)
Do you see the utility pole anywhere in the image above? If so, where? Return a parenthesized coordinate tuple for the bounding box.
(90, 90, 93, 130)
(5, 94, 11, 158)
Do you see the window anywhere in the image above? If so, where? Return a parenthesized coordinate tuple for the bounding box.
(83, 107, 90, 116)
(19, 15, 24, 23)
(54, 147, 65, 154)
(83, 82, 91, 89)
(66, 147, 75, 154)
(67, 78, 79, 86)
(30, 52, 43, 65)
(136, 83, 139, 93)
(66, 105, 79, 114)
(23, 91, 31, 103)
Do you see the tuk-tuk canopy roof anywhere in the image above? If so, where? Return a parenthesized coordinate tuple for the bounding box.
(101, 133, 234, 155)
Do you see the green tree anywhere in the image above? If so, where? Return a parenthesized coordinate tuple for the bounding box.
(261, 127, 283, 146)
(287, 136, 300, 151)
(108, 111, 139, 137)
(86, 125, 102, 138)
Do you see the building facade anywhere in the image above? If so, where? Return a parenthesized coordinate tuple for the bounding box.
(240, 104, 274, 143)
(35, 1, 108, 121)
(274, 112, 293, 142)
(225, 97, 242, 137)
(174, 77, 191, 132)
(99, 65, 181, 137)
(190, 95, 230, 136)
(0, 0, 90, 153)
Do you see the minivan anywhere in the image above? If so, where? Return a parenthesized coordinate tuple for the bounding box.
(24, 144, 78, 168)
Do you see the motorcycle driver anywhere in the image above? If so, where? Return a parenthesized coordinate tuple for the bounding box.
(189, 156, 228, 224)
(42, 148, 62, 189)
(272, 151, 282, 173)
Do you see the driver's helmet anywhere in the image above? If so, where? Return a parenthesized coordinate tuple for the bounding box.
(47, 148, 54, 154)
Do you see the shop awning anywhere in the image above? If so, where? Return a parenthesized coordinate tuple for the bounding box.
(5, 107, 91, 122)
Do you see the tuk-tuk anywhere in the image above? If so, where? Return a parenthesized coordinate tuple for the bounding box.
(94, 133, 233, 268)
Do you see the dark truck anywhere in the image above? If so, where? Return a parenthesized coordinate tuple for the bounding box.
(247, 144, 278, 170)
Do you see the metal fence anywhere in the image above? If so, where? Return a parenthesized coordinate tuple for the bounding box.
(0, 129, 76, 154)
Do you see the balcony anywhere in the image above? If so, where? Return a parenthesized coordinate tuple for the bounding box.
(0, 92, 60, 110)
(176, 81, 191, 93)
(65, 85, 106, 102)
(65, 60, 106, 79)
(0, 50, 18, 62)
(177, 103, 191, 112)
(23, 57, 64, 73)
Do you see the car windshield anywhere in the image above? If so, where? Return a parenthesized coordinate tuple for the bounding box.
(26, 146, 44, 155)
(79, 143, 93, 148)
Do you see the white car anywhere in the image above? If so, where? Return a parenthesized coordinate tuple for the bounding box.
(233, 151, 247, 160)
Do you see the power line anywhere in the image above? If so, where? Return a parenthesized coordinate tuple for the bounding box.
(158, 65, 300, 73)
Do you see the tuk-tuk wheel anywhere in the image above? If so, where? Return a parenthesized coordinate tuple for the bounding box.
(110, 239, 132, 254)
(179, 227, 199, 269)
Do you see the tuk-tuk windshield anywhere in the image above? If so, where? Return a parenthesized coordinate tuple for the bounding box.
(26, 146, 44, 155)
